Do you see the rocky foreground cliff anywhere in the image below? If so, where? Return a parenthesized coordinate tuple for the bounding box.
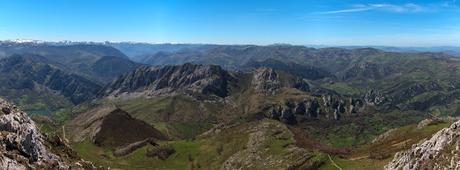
(385, 119, 460, 170)
(0, 98, 93, 169)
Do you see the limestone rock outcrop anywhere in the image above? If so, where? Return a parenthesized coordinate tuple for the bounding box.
(220, 120, 323, 170)
(385, 120, 460, 170)
(100, 63, 233, 98)
(0, 98, 70, 169)
(266, 96, 364, 123)
(252, 67, 309, 94)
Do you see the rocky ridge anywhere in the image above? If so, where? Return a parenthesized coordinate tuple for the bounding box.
(220, 120, 323, 170)
(252, 67, 309, 94)
(100, 63, 233, 98)
(385, 120, 460, 169)
(362, 80, 455, 112)
(0, 98, 70, 169)
(266, 95, 365, 124)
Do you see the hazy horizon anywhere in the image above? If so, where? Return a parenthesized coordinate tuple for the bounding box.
(1, 0, 459, 46)
(1, 2, 460, 169)
(3, 38, 460, 48)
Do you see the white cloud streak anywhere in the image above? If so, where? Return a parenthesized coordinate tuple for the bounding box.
(315, 3, 424, 14)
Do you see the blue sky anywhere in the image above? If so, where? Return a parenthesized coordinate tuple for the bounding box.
(0, 0, 459, 46)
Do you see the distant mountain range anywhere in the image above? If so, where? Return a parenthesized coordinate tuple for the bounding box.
(0, 42, 143, 113)
(309, 45, 460, 57)
(3, 39, 460, 169)
(0, 40, 142, 83)
(3, 39, 460, 59)
(0, 55, 101, 104)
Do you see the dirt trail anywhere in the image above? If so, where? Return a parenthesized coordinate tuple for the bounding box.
(348, 155, 369, 160)
(328, 154, 343, 170)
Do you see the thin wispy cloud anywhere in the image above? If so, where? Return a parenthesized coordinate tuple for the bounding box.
(315, 3, 424, 14)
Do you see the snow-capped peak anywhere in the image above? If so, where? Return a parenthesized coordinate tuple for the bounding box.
(1, 39, 46, 44)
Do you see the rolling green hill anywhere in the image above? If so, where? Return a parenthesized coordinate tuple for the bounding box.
(7, 45, 460, 169)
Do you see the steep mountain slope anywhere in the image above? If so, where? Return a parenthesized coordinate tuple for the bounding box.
(344, 55, 460, 114)
(250, 67, 310, 94)
(16, 44, 460, 169)
(106, 42, 214, 62)
(94, 63, 368, 140)
(0, 98, 93, 169)
(317, 118, 452, 169)
(90, 55, 142, 83)
(386, 120, 460, 169)
(86, 60, 456, 151)
(0, 42, 141, 83)
(0, 55, 101, 113)
(138, 46, 460, 114)
(100, 63, 234, 98)
(66, 105, 166, 147)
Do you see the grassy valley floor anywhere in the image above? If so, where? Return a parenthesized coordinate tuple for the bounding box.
(72, 119, 328, 169)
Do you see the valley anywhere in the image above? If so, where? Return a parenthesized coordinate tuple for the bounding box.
(2, 1, 460, 169)
(1, 41, 460, 169)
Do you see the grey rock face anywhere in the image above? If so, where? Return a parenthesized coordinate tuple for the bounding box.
(252, 67, 310, 94)
(252, 67, 281, 94)
(294, 102, 306, 115)
(0, 98, 70, 169)
(221, 120, 322, 170)
(268, 106, 282, 120)
(101, 63, 233, 98)
(364, 81, 445, 111)
(280, 106, 296, 124)
(364, 89, 387, 106)
(265, 96, 364, 123)
(385, 120, 460, 170)
(307, 99, 320, 118)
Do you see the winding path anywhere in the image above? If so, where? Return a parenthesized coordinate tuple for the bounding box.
(328, 154, 343, 170)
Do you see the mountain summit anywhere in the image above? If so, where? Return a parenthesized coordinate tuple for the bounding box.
(100, 63, 233, 98)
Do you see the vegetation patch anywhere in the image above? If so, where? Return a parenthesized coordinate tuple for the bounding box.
(319, 120, 451, 170)
(73, 120, 250, 169)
